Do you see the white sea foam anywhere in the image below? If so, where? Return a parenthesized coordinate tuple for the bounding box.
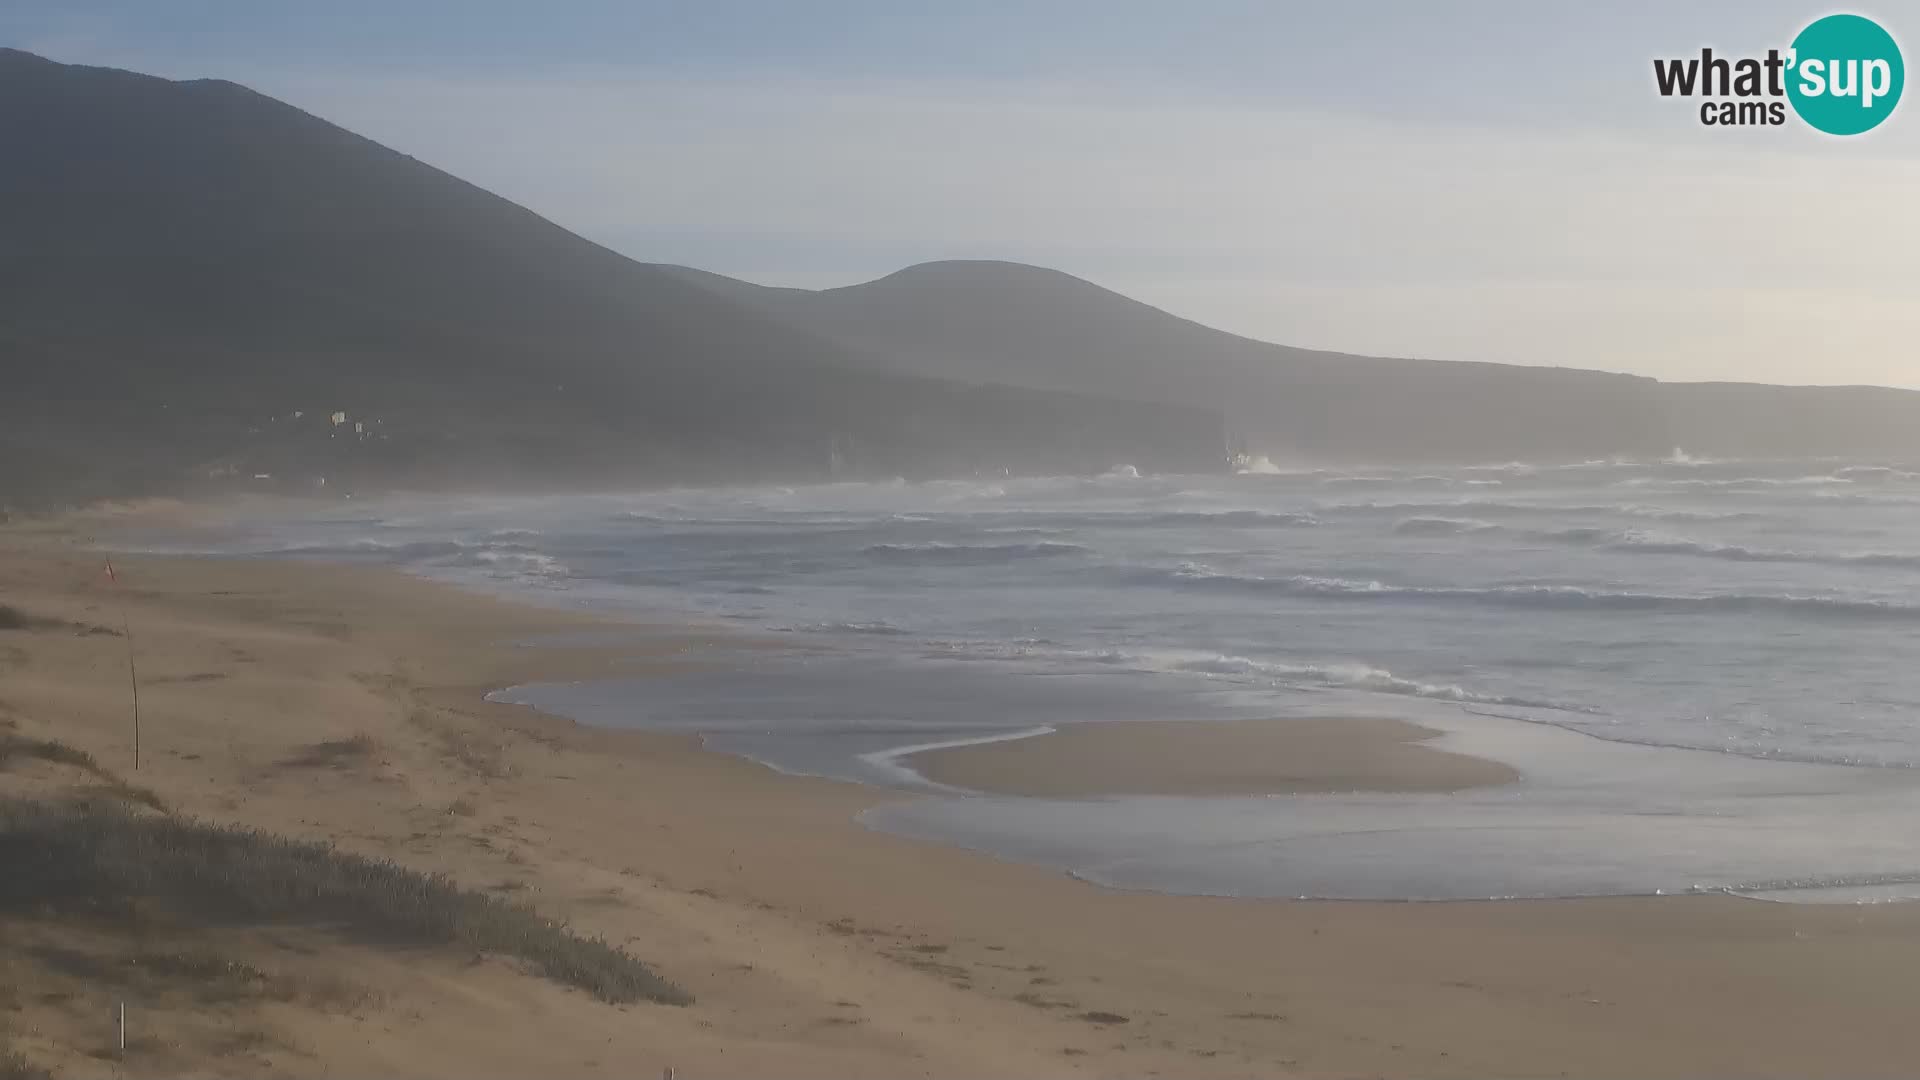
(1533, 527, 1920, 569)
(784, 620, 911, 636)
(1168, 654, 1595, 712)
(1392, 515, 1501, 536)
(1142, 510, 1320, 527)
(1142, 564, 1920, 620)
(120, 459, 1920, 904)
(862, 540, 1091, 564)
(1322, 499, 1765, 522)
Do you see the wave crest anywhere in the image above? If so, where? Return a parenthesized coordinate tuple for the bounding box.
(1141, 565, 1920, 621)
(1174, 655, 1595, 712)
(862, 541, 1090, 564)
(1393, 516, 1500, 536)
(1535, 528, 1920, 569)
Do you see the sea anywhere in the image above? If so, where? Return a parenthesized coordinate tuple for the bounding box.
(128, 455, 1920, 904)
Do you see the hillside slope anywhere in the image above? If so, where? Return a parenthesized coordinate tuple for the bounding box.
(0, 50, 1223, 504)
(664, 260, 1920, 464)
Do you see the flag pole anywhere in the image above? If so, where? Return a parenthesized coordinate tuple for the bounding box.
(104, 557, 140, 771)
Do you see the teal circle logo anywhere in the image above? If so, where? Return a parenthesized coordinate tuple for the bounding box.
(1787, 14, 1904, 134)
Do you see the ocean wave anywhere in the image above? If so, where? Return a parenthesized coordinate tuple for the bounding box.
(1531, 526, 1609, 544)
(609, 511, 676, 523)
(913, 639, 1596, 713)
(862, 540, 1090, 564)
(1393, 516, 1501, 536)
(1464, 707, 1920, 771)
(1834, 465, 1920, 483)
(273, 538, 473, 559)
(1142, 510, 1321, 528)
(611, 511, 897, 528)
(784, 620, 910, 636)
(1620, 475, 1855, 491)
(1139, 565, 1920, 621)
(1232, 454, 1290, 476)
(1608, 538, 1920, 569)
(1533, 528, 1920, 569)
(1172, 655, 1596, 712)
(1322, 500, 1763, 523)
(266, 536, 571, 578)
(1810, 491, 1920, 506)
(918, 640, 1130, 664)
(978, 525, 1074, 536)
(446, 547, 569, 577)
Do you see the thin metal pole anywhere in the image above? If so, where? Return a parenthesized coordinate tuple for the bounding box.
(105, 557, 140, 771)
(121, 605, 139, 772)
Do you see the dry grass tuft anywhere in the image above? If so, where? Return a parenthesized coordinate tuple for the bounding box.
(281, 733, 379, 770)
(0, 1048, 53, 1080)
(0, 735, 167, 812)
(0, 798, 686, 1006)
(408, 708, 512, 778)
(0, 604, 115, 636)
(0, 735, 95, 771)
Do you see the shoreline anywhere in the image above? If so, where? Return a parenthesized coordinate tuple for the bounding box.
(856, 724, 1059, 791)
(11, 518, 1920, 1075)
(899, 715, 1522, 797)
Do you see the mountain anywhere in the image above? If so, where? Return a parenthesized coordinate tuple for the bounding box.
(8, 47, 1918, 511)
(663, 260, 1920, 464)
(0, 49, 1224, 506)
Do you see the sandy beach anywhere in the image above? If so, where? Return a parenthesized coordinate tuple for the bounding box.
(9, 506, 1920, 1077)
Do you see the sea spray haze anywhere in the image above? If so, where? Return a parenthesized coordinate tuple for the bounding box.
(126, 455, 1920, 901)
(142, 456, 1920, 768)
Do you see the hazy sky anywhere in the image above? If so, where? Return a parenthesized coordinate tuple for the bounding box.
(8, 1, 1920, 387)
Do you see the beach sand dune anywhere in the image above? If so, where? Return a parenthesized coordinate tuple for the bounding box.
(7, 511, 1920, 1077)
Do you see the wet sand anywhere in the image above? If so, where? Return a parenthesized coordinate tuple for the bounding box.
(905, 715, 1520, 796)
(9, 504, 1920, 1077)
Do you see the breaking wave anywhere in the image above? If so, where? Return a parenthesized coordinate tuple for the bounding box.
(1834, 465, 1920, 483)
(1534, 528, 1920, 569)
(1323, 499, 1764, 523)
(908, 639, 1597, 713)
(263, 537, 571, 578)
(1171, 655, 1597, 712)
(1141, 510, 1320, 527)
(862, 540, 1091, 564)
(783, 620, 911, 636)
(1620, 475, 1856, 491)
(1138, 565, 1920, 621)
(1393, 516, 1501, 536)
(272, 538, 472, 559)
(453, 548, 569, 577)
